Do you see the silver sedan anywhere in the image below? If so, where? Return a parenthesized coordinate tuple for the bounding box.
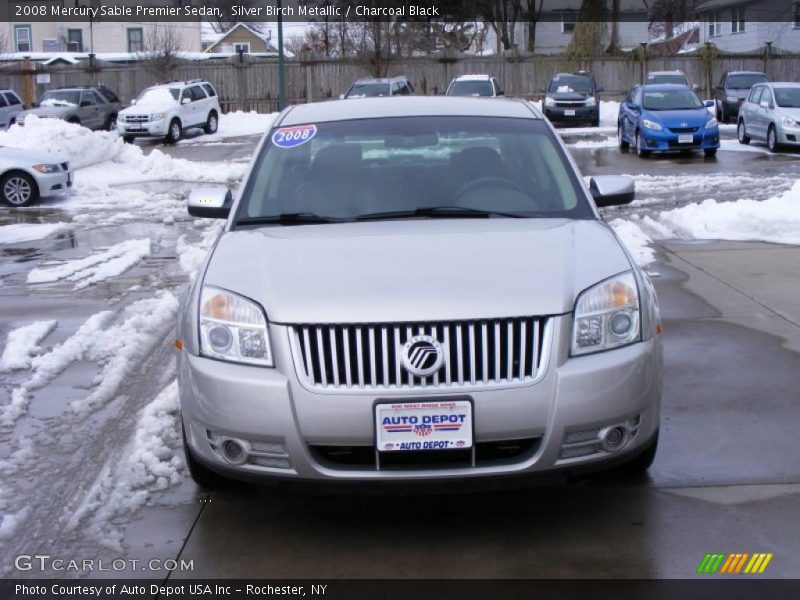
(0, 147, 72, 207)
(176, 96, 663, 488)
(738, 82, 800, 152)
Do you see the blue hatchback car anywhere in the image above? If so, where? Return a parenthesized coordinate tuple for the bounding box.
(618, 84, 719, 158)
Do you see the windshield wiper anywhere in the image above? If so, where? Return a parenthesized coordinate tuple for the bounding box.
(355, 206, 526, 221)
(236, 213, 344, 226)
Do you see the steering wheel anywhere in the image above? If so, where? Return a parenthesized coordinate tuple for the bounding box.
(452, 176, 527, 204)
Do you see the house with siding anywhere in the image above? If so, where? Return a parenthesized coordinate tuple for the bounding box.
(695, 0, 800, 53)
(203, 23, 278, 54)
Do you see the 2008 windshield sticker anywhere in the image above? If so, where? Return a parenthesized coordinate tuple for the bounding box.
(271, 124, 317, 148)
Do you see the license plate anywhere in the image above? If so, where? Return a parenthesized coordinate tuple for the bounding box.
(375, 400, 472, 452)
(678, 134, 694, 144)
(564, 109, 576, 116)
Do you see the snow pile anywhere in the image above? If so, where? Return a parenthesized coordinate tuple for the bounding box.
(27, 239, 150, 289)
(176, 221, 224, 276)
(65, 380, 183, 550)
(569, 137, 618, 149)
(0, 320, 57, 371)
(610, 218, 656, 266)
(218, 110, 276, 137)
(0, 223, 71, 244)
(599, 101, 620, 126)
(66, 188, 188, 226)
(0, 115, 122, 169)
(0, 507, 29, 541)
(655, 179, 800, 244)
(1, 312, 113, 425)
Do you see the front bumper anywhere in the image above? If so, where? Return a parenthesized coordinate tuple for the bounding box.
(777, 123, 800, 146)
(640, 126, 719, 152)
(544, 106, 599, 124)
(179, 316, 662, 482)
(117, 119, 169, 137)
(33, 169, 73, 197)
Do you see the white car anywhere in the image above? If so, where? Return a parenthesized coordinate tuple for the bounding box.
(0, 90, 24, 129)
(117, 80, 221, 144)
(0, 147, 72, 207)
(446, 74, 504, 97)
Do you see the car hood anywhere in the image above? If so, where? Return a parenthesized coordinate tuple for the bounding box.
(776, 106, 800, 119)
(0, 145, 66, 164)
(120, 102, 176, 114)
(642, 107, 711, 127)
(547, 91, 591, 101)
(202, 219, 633, 324)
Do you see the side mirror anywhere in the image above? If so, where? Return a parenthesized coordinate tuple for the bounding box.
(130, 98, 137, 105)
(589, 175, 635, 207)
(596, 86, 605, 93)
(187, 187, 233, 219)
(626, 101, 639, 111)
(759, 100, 770, 109)
(181, 97, 191, 105)
(704, 100, 715, 108)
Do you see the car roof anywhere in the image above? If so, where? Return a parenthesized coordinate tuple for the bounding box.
(279, 96, 541, 126)
(766, 82, 800, 88)
(640, 83, 692, 91)
(726, 71, 767, 76)
(646, 71, 685, 76)
(453, 74, 493, 81)
(353, 77, 407, 84)
(551, 72, 592, 78)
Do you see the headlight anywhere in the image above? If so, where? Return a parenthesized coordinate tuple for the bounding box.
(150, 113, 166, 121)
(571, 272, 641, 357)
(781, 116, 798, 128)
(199, 286, 273, 367)
(642, 119, 662, 131)
(32, 164, 60, 173)
(544, 96, 556, 107)
(585, 97, 597, 107)
(705, 117, 718, 128)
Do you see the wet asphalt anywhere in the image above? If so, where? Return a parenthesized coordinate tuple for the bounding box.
(1, 130, 799, 580)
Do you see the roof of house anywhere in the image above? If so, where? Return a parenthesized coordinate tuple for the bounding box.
(204, 23, 277, 53)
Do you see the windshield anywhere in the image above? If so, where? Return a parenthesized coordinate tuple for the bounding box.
(646, 74, 687, 85)
(727, 74, 768, 89)
(547, 75, 593, 94)
(135, 87, 179, 105)
(774, 87, 800, 108)
(235, 116, 591, 224)
(448, 80, 494, 96)
(642, 89, 703, 110)
(346, 83, 391, 98)
(38, 91, 80, 107)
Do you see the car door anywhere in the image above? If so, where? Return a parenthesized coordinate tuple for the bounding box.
(92, 90, 111, 128)
(179, 87, 195, 125)
(0, 93, 9, 128)
(5, 92, 23, 124)
(622, 87, 641, 140)
(78, 90, 102, 129)
(759, 86, 776, 139)
(190, 86, 209, 125)
(745, 86, 764, 138)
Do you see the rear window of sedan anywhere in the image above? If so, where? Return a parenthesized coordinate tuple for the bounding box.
(346, 83, 391, 98)
(646, 74, 687, 85)
(447, 80, 494, 96)
(237, 116, 592, 222)
(642, 89, 703, 110)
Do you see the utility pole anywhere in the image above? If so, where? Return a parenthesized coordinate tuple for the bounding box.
(277, 0, 286, 110)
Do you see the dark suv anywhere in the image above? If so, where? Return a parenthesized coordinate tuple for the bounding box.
(714, 71, 769, 124)
(342, 77, 415, 99)
(542, 71, 603, 127)
(17, 85, 122, 130)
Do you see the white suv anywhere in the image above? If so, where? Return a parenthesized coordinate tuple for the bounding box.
(117, 79, 220, 144)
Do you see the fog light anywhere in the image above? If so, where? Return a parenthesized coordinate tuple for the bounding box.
(601, 426, 628, 452)
(221, 439, 247, 465)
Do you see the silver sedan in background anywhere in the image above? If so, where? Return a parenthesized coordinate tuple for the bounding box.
(737, 82, 800, 152)
(176, 97, 663, 489)
(0, 147, 72, 207)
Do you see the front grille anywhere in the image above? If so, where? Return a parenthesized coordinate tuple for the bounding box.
(668, 127, 699, 134)
(555, 101, 586, 107)
(289, 317, 549, 392)
(124, 115, 149, 123)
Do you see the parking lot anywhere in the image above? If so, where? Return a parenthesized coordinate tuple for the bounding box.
(1, 116, 799, 580)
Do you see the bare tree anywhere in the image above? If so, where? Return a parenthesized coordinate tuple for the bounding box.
(137, 24, 187, 82)
(477, 0, 523, 52)
(521, 0, 545, 53)
(0, 28, 9, 55)
(563, 0, 608, 60)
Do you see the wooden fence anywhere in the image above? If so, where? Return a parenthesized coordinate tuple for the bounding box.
(1, 48, 797, 113)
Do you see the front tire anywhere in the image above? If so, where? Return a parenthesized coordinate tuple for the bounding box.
(704, 148, 717, 158)
(182, 424, 236, 490)
(122, 135, 134, 144)
(1, 171, 39, 207)
(767, 125, 781, 153)
(608, 431, 659, 477)
(165, 118, 182, 144)
(737, 120, 751, 144)
(204, 111, 218, 135)
(618, 124, 629, 151)
(635, 131, 650, 158)
(67, 116, 81, 126)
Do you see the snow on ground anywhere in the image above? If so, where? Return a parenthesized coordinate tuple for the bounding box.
(653, 179, 800, 245)
(0, 321, 57, 371)
(65, 380, 183, 550)
(0, 222, 70, 244)
(720, 139, 799, 156)
(609, 218, 656, 266)
(27, 239, 150, 289)
(179, 110, 276, 144)
(568, 137, 617, 149)
(0, 507, 29, 541)
(176, 221, 224, 276)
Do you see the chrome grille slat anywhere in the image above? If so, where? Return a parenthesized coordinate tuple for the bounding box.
(291, 317, 548, 391)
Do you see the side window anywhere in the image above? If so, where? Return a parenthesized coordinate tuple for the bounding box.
(761, 88, 773, 106)
(181, 88, 193, 103)
(92, 91, 107, 104)
(397, 83, 411, 96)
(633, 88, 642, 105)
(81, 91, 96, 106)
(97, 88, 119, 103)
(5, 93, 21, 105)
(748, 86, 762, 103)
(0, 94, 7, 108)
(202, 83, 217, 97)
(391, 81, 401, 95)
(191, 86, 207, 101)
